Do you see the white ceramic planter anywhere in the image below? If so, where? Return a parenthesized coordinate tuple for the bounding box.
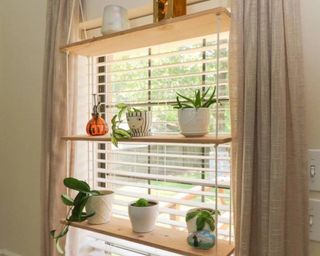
(128, 201, 159, 233)
(186, 208, 215, 233)
(101, 5, 129, 35)
(126, 111, 152, 137)
(178, 108, 210, 137)
(86, 190, 114, 225)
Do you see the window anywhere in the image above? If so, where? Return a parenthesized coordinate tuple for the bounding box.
(74, 33, 231, 255)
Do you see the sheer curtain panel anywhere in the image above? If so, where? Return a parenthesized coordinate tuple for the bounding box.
(229, 0, 308, 256)
(41, 1, 80, 255)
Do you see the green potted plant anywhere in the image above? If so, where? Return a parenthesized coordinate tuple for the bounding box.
(172, 87, 217, 137)
(111, 103, 152, 146)
(128, 198, 159, 233)
(50, 177, 114, 254)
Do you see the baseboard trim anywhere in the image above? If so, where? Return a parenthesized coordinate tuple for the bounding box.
(0, 249, 21, 256)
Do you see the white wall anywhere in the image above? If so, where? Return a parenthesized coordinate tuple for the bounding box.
(0, 0, 46, 255)
(301, 1, 320, 255)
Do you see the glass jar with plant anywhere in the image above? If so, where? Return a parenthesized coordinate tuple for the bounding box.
(50, 177, 114, 254)
(128, 198, 159, 233)
(172, 87, 217, 137)
(111, 103, 152, 147)
(185, 208, 220, 249)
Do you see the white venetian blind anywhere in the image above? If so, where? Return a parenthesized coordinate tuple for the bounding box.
(87, 33, 232, 241)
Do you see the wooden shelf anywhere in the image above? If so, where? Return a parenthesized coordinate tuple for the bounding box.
(61, 8, 230, 56)
(63, 217, 234, 256)
(61, 134, 232, 144)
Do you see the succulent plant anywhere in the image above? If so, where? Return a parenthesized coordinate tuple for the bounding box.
(172, 87, 217, 109)
(133, 198, 150, 207)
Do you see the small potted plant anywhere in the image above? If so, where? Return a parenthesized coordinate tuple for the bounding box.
(172, 87, 217, 137)
(50, 177, 114, 254)
(111, 103, 152, 146)
(185, 208, 220, 250)
(128, 198, 159, 233)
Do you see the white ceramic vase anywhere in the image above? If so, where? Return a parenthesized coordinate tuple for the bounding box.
(186, 208, 215, 233)
(126, 111, 152, 137)
(101, 5, 129, 35)
(178, 108, 210, 137)
(128, 201, 159, 233)
(86, 190, 114, 225)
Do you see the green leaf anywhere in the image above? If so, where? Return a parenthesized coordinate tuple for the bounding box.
(196, 216, 206, 231)
(111, 136, 118, 147)
(90, 190, 101, 196)
(176, 96, 182, 108)
(206, 218, 215, 231)
(186, 210, 199, 222)
(116, 103, 127, 109)
(200, 210, 214, 219)
(115, 128, 131, 138)
(70, 192, 89, 221)
(111, 115, 117, 126)
(50, 230, 56, 238)
(201, 87, 210, 101)
(202, 86, 216, 108)
(63, 177, 90, 193)
(133, 107, 142, 112)
(61, 194, 74, 206)
(195, 90, 201, 107)
(55, 225, 69, 239)
(55, 238, 64, 255)
(176, 92, 195, 105)
(81, 211, 95, 220)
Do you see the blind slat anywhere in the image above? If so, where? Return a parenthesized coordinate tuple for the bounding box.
(104, 179, 231, 197)
(98, 159, 230, 173)
(97, 170, 230, 188)
(96, 43, 229, 66)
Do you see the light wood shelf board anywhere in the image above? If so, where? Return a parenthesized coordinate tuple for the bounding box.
(61, 8, 230, 56)
(61, 134, 232, 144)
(63, 217, 234, 256)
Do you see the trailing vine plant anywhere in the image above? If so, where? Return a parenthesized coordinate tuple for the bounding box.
(50, 177, 101, 254)
(110, 103, 142, 147)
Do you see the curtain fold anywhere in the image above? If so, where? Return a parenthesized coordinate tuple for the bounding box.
(41, 1, 79, 255)
(229, 1, 308, 255)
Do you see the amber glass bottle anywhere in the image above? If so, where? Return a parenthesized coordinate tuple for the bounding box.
(86, 95, 108, 136)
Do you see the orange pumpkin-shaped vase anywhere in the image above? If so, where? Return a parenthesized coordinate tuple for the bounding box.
(86, 95, 108, 136)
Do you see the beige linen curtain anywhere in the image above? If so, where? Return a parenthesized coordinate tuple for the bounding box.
(229, 0, 308, 255)
(41, 1, 80, 255)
